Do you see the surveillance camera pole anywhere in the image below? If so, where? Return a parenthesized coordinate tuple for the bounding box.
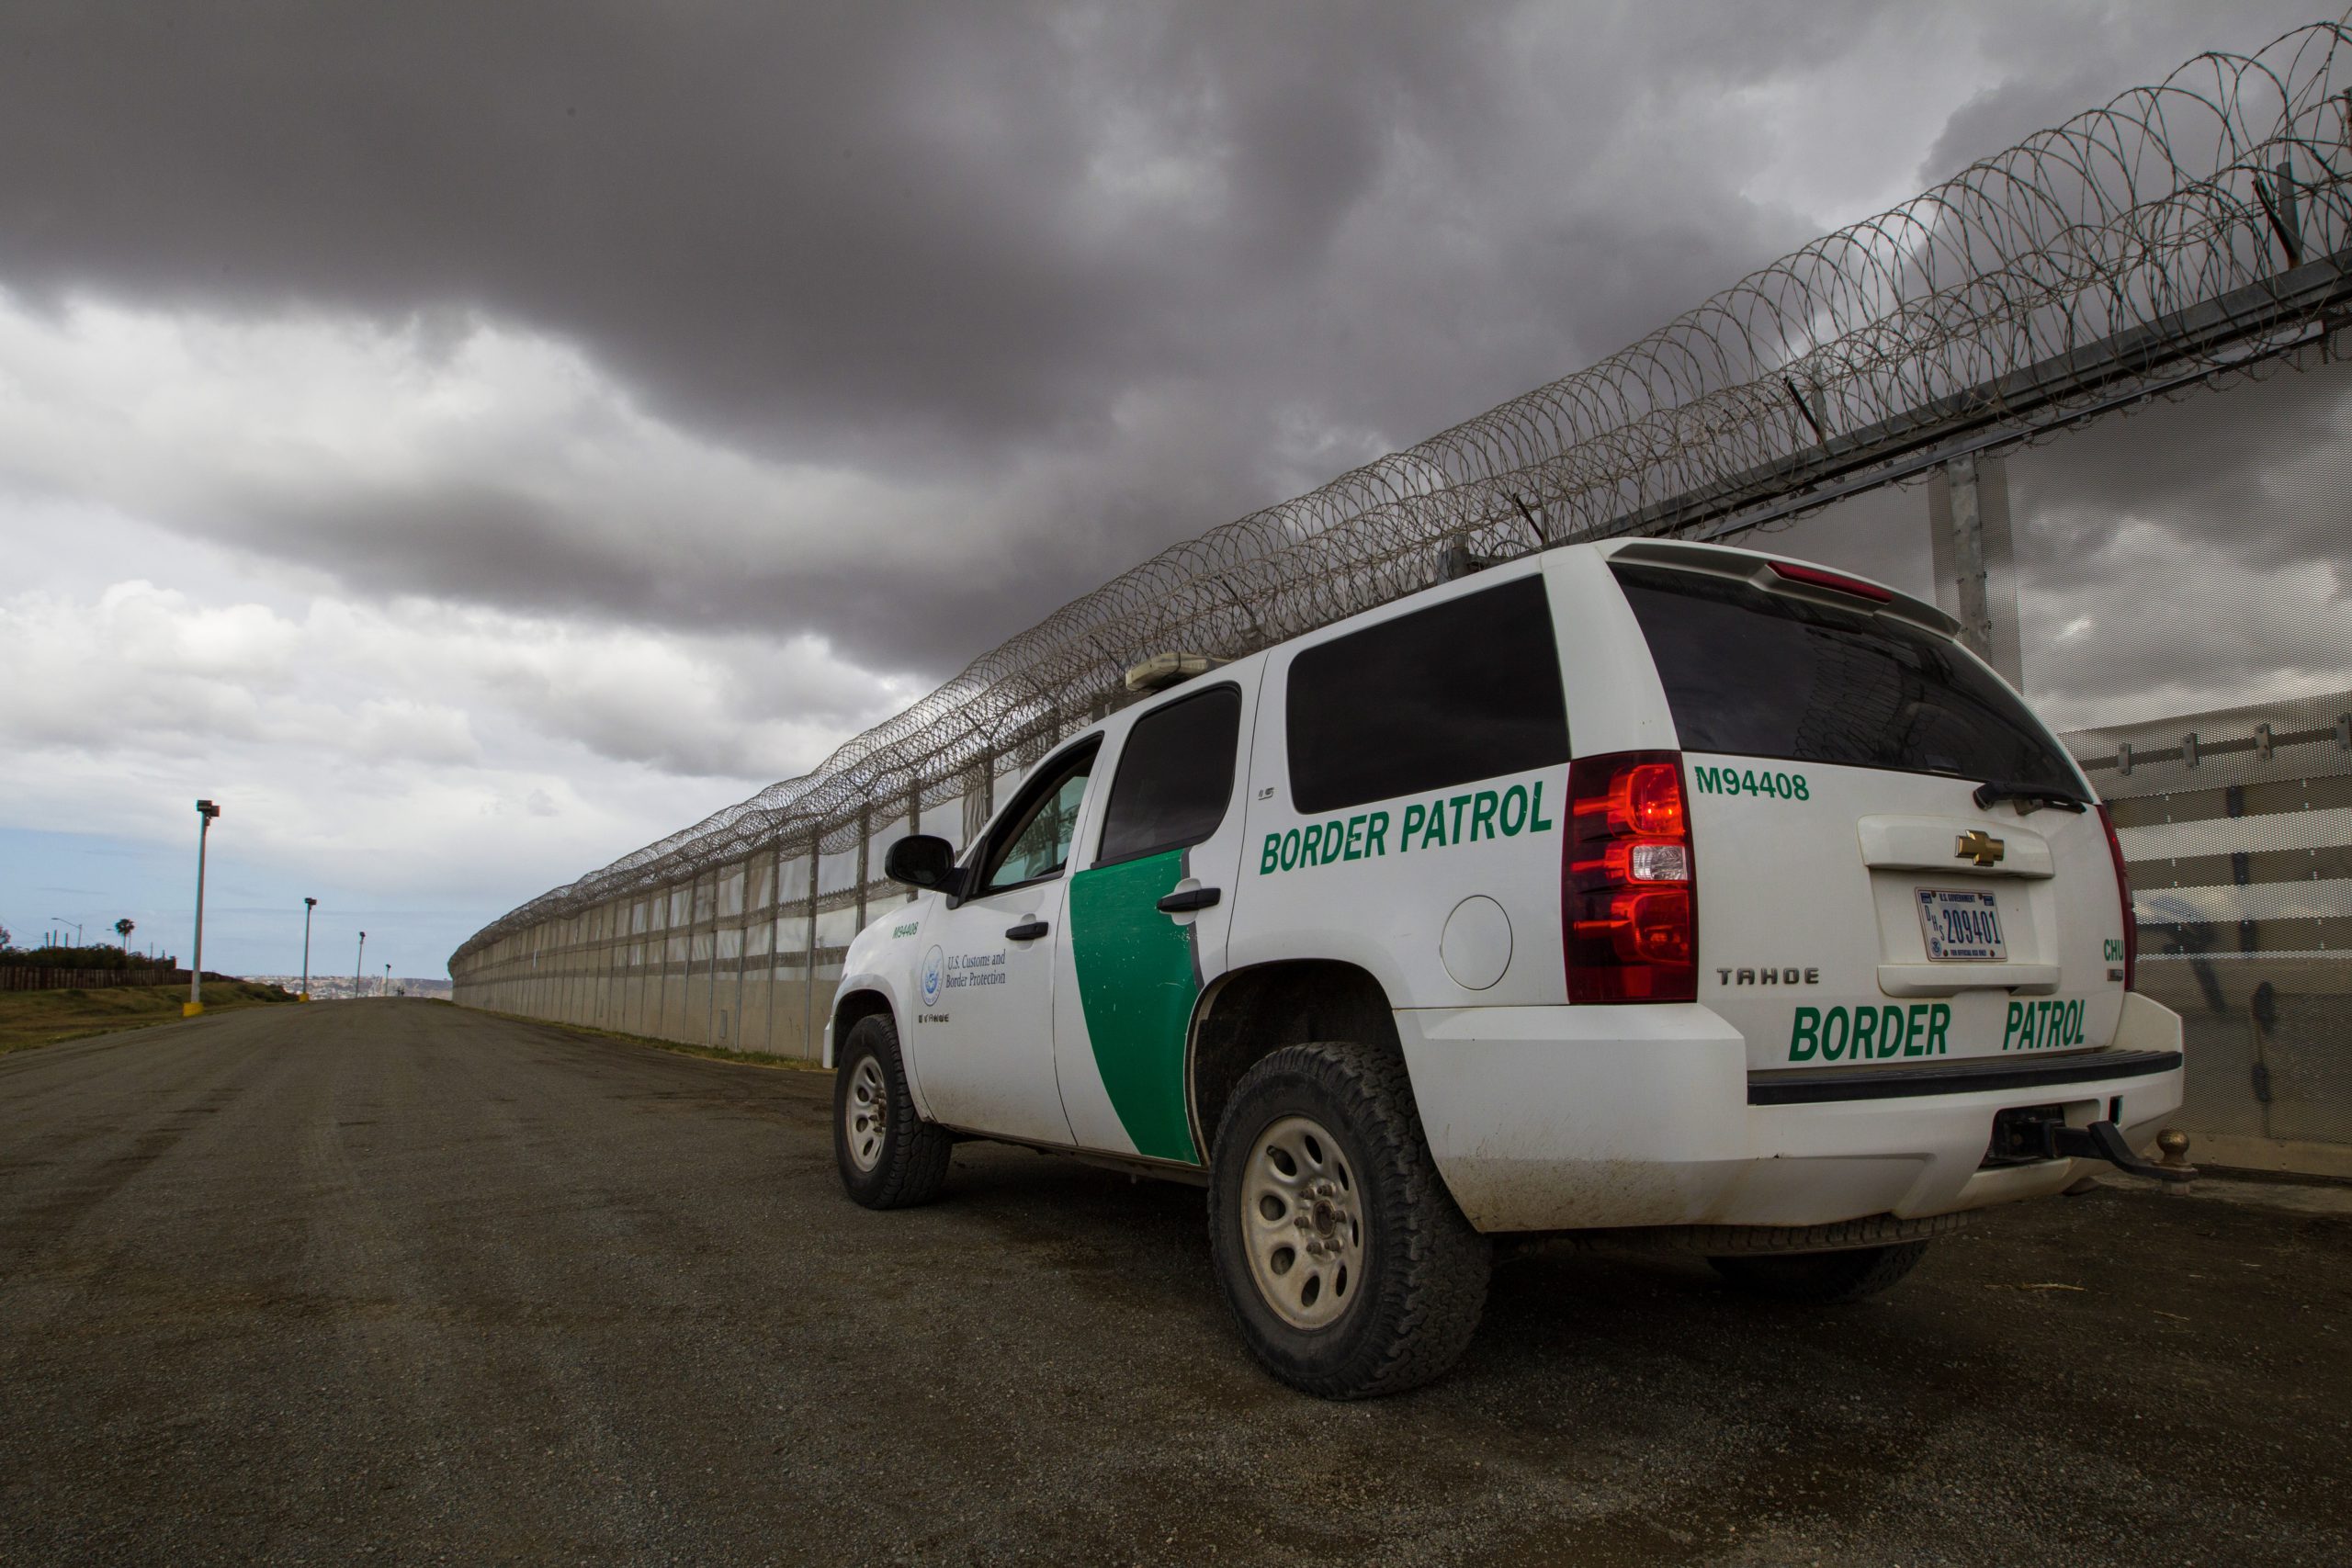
(301, 897, 318, 1001)
(356, 931, 367, 998)
(187, 800, 220, 1017)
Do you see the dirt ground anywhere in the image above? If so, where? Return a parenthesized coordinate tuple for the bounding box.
(2, 1001, 2344, 1565)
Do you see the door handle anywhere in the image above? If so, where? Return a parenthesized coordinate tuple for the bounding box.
(1156, 886, 1222, 914)
(1004, 919, 1049, 942)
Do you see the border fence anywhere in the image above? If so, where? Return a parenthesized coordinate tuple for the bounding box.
(454, 25, 2352, 1174)
(2075, 689, 2352, 1172)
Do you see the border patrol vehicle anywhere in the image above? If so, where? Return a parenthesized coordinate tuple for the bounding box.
(826, 537, 2186, 1398)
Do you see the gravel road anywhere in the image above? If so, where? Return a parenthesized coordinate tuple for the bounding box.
(2, 1000, 2344, 1565)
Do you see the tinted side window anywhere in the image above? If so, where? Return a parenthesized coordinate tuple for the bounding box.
(980, 742, 1098, 893)
(1096, 685, 1242, 866)
(1611, 563, 2079, 791)
(1286, 576, 1569, 815)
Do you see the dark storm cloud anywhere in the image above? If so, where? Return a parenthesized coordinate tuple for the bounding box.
(0, 1, 1477, 460)
(0, 0, 2337, 686)
(0, 0, 1845, 670)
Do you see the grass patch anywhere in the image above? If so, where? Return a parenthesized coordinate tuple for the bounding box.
(481, 1008, 831, 1074)
(0, 980, 299, 1055)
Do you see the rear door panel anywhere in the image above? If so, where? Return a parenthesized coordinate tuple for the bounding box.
(1689, 758, 2124, 1071)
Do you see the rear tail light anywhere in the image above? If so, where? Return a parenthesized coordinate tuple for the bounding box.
(2097, 802, 2137, 990)
(1566, 751, 1697, 1003)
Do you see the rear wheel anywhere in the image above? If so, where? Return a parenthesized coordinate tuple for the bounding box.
(1708, 1241, 1929, 1304)
(1207, 1043, 1490, 1399)
(833, 1013, 951, 1209)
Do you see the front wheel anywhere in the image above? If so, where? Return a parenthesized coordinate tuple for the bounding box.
(1708, 1241, 1929, 1304)
(832, 1013, 951, 1209)
(1206, 1043, 1490, 1399)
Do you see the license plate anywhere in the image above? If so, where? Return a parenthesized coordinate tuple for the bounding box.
(1916, 887, 2006, 961)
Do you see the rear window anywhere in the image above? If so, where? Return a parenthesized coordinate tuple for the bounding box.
(1612, 562, 2079, 792)
(1287, 575, 1569, 814)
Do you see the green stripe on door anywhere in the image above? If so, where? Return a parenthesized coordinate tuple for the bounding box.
(1069, 849, 1201, 1164)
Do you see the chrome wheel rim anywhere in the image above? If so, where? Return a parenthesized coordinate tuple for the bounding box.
(844, 1055, 888, 1172)
(1241, 1113, 1364, 1330)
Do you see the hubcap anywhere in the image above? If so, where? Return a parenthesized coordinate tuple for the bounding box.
(844, 1055, 888, 1172)
(1241, 1113, 1364, 1330)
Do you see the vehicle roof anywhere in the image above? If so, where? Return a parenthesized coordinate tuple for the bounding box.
(1080, 536, 1956, 752)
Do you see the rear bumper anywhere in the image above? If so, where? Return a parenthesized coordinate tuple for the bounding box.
(1397, 990, 2185, 1234)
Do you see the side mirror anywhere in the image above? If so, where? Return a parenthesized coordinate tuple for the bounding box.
(884, 834, 958, 891)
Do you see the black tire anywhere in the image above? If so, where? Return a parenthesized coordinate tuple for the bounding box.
(1708, 1241, 1930, 1304)
(1206, 1043, 1490, 1399)
(833, 1013, 952, 1210)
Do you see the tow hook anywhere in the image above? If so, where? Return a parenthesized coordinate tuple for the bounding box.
(2047, 1119, 2197, 1184)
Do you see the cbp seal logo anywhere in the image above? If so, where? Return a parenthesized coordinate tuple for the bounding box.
(921, 945, 944, 1007)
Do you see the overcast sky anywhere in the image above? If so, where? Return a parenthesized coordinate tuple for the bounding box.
(3, 1, 2346, 977)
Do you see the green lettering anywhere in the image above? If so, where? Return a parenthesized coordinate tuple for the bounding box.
(2003, 1000, 2023, 1051)
(1343, 814, 1368, 861)
(1741, 769, 1760, 795)
(1399, 803, 1426, 852)
(1927, 1003, 1951, 1055)
(1882, 1006, 1907, 1058)
(1851, 1005, 1879, 1058)
(1280, 829, 1301, 871)
(1793, 774, 1810, 801)
(1421, 804, 1447, 849)
(1470, 791, 1499, 841)
(1904, 1003, 1928, 1057)
(1260, 834, 1280, 875)
(1365, 811, 1390, 858)
(2069, 998, 2085, 1044)
(1499, 785, 1529, 835)
(1530, 780, 1555, 832)
(1695, 765, 1720, 794)
(1821, 1007, 1850, 1062)
(1791, 1006, 1822, 1062)
(1301, 823, 1323, 865)
(1448, 795, 1472, 843)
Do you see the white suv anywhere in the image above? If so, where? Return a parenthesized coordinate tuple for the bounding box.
(826, 538, 2186, 1397)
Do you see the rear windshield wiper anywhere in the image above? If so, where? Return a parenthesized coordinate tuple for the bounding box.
(1972, 780, 2088, 814)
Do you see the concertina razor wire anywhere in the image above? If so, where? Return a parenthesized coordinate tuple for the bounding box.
(453, 21, 2352, 971)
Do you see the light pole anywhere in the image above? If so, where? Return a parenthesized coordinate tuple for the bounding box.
(384, 961, 391, 998)
(187, 799, 220, 1017)
(300, 897, 318, 1001)
(355, 931, 366, 999)
(49, 917, 84, 949)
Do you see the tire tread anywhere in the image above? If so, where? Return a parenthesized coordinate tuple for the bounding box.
(1208, 1042, 1488, 1398)
(835, 1013, 951, 1210)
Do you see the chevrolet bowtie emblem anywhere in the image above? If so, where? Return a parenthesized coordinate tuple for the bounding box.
(1955, 829, 2007, 867)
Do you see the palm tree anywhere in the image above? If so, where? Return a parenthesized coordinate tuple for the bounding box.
(115, 918, 135, 949)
